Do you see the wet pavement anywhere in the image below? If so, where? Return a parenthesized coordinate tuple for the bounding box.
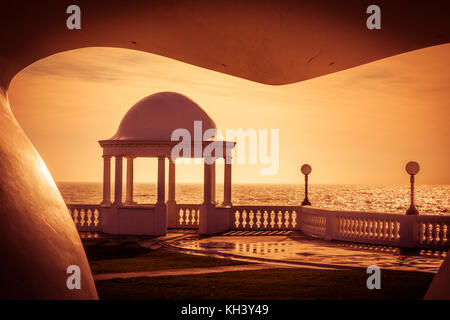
(164, 230, 447, 273)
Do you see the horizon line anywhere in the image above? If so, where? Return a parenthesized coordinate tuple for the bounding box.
(55, 181, 450, 186)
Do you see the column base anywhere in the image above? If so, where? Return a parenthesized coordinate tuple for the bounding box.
(166, 200, 178, 228)
(154, 202, 167, 235)
(199, 204, 230, 235)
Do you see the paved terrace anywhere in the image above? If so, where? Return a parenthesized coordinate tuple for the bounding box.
(81, 230, 446, 274)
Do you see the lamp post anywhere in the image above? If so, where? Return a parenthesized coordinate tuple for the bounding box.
(405, 161, 420, 215)
(301, 164, 312, 206)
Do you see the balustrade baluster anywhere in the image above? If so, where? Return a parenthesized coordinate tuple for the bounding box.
(256, 210, 261, 228)
(263, 210, 268, 228)
(270, 210, 275, 228)
(395, 221, 400, 240)
(234, 210, 240, 228)
(419, 222, 425, 243)
(284, 211, 290, 228)
(94, 209, 99, 226)
(180, 209, 185, 226)
(277, 211, 283, 228)
(387, 219, 393, 240)
(437, 223, 444, 245)
(192, 209, 197, 225)
(425, 223, 432, 244)
(444, 224, 449, 245)
(87, 209, 92, 227)
(80, 209, 86, 227)
(432, 222, 439, 244)
(377, 219, 383, 240)
(244, 210, 249, 228)
(249, 210, 254, 229)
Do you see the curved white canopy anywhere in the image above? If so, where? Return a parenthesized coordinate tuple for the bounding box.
(109, 92, 217, 141)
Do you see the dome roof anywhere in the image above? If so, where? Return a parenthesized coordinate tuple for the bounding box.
(109, 92, 217, 141)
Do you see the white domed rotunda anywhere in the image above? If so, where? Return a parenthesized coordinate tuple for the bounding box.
(98, 92, 235, 236)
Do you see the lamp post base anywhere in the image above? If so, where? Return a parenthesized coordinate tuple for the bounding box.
(301, 198, 311, 206)
(406, 205, 419, 215)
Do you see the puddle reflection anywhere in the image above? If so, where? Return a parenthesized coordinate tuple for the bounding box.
(176, 237, 446, 273)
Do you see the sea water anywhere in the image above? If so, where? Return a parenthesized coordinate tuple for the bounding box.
(58, 182, 449, 215)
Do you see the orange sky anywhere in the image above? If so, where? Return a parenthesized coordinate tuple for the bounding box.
(7, 44, 450, 184)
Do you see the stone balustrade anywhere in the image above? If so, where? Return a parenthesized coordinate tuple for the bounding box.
(176, 204, 201, 228)
(417, 215, 450, 249)
(300, 207, 450, 249)
(232, 206, 299, 231)
(67, 204, 102, 231)
(67, 203, 449, 250)
(298, 207, 327, 238)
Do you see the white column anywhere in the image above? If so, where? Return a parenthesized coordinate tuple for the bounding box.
(101, 155, 112, 206)
(154, 156, 167, 236)
(157, 156, 165, 204)
(125, 156, 135, 205)
(166, 159, 178, 228)
(223, 161, 232, 206)
(168, 160, 176, 203)
(203, 159, 212, 205)
(211, 161, 216, 204)
(223, 143, 233, 206)
(113, 156, 123, 206)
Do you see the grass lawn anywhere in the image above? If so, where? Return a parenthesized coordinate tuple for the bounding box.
(95, 267, 434, 300)
(83, 240, 249, 274)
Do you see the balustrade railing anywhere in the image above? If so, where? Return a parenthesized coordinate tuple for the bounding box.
(333, 211, 403, 245)
(176, 204, 201, 228)
(417, 216, 450, 249)
(301, 207, 450, 250)
(298, 207, 327, 238)
(232, 206, 300, 230)
(67, 204, 102, 231)
(66, 201, 449, 251)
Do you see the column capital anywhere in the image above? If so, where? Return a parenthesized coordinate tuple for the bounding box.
(224, 141, 234, 164)
(102, 155, 112, 159)
(223, 155, 233, 165)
